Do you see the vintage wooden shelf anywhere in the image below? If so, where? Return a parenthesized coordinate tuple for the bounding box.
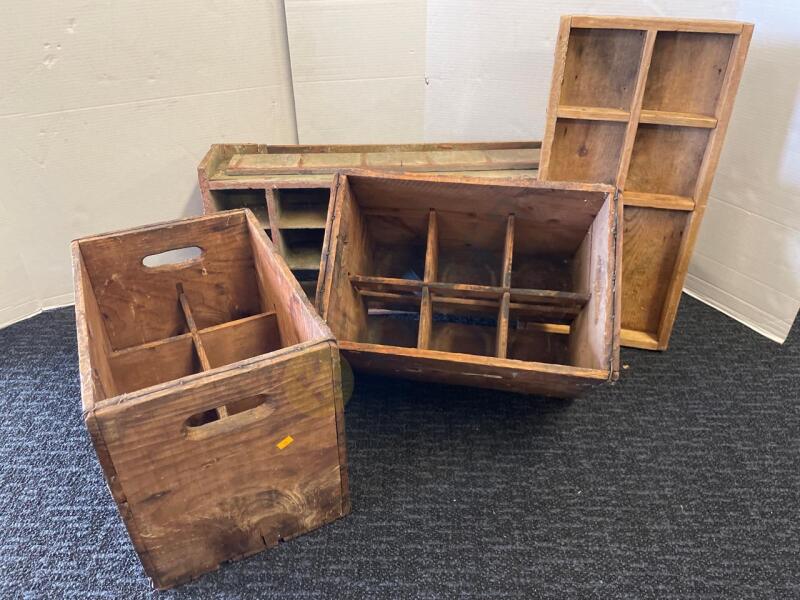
(539, 15, 753, 350)
(73, 210, 349, 589)
(317, 171, 621, 398)
(198, 142, 540, 298)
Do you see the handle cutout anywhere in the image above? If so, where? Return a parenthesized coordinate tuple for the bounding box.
(183, 394, 274, 440)
(142, 246, 203, 269)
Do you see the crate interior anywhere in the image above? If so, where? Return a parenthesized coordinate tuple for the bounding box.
(274, 188, 329, 229)
(77, 211, 316, 399)
(328, 176, 617, 371)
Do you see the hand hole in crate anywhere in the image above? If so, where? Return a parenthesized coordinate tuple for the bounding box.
(142, 246, 203, 269)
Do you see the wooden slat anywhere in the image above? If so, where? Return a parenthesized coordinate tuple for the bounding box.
(639, 109, 718, 128)
(225, 148, 539, 176)
(557, 105, 631, 122)
(509, 288, 589, 307)
(569, 15, 745, 34)
(496, 292, 510, 358)
(620, 328, 661, 350)
(501, 214, 515, 288)
(199, 312, 281, 368)
(623, 191, 695, 211)
(424, 210, 438, 282)
(417, 287, 433, 350)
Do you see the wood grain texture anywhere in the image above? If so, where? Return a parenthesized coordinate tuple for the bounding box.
(539, 16, 752, 350)
(200, 142, 541, 300)
(74, 210, 348, 589)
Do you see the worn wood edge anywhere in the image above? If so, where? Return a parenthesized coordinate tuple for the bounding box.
(538, 15, 572, 180)
(326, 341, 351, 517)
(568, 15, 747, 33)
(338, 341, 609, 381)
(620, 328, 661, 350)
(316, 172, 345, 316)
(74, 210, 247, 246)
(609, 191, 623, 377)
(91, 338, 332, 415)
(639, 109, 717, 128)
(72, 241, 97, 413)
(336, 168, 615, 196)
(244, 209, 333, 341)
(622, 191, 695, 211)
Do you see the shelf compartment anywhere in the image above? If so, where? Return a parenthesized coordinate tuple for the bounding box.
(208, 188, 269, 229)
(642, 31, 734, 116)
(273, 188, 329, 229)
(557, 105, 631, 122)
(109, 334, 201, 395)
(620, 206, 688, 336)
(280, 229, 325, 271)
(561, 27, 646, 111)
(627, 124, 710, 198)
(546, 119, 627, 185)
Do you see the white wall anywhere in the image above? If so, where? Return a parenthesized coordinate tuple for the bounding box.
(2, 0, 798, 343)
(0, 0, 297, 325)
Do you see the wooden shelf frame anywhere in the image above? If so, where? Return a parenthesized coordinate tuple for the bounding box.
(539, 15, 753, 350)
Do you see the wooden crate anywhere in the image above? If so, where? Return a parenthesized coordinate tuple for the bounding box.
(317, 171, 621, 398)
(73, 210, 349, 589)
(538, 15, 753, 350)
(198, 142, 540, 298)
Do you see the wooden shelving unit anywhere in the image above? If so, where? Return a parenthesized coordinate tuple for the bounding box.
(198, 142, 541, 300)
(539, 15, 753, 350)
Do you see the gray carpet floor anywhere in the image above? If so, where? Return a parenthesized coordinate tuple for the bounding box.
(0, 295, 797, 599)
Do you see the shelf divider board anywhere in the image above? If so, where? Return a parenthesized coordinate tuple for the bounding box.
(496, 292, 510, 358)
(265, 188, 283, 253)
(539, 15, 753, 350)
(417, 209, 438, 350)
(501, 214, 515, 288)
(557, 106, 631, 122)
(417, 287, 433, 350)
(615, 29, 657, 191)
(176, 284, 226, 417)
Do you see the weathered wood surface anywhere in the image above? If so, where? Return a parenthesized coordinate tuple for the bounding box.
(73, 210, 349, 589)
(318, 171, 620, 398)
(539, 15, 753, 350)
(198, 142, 541, 299)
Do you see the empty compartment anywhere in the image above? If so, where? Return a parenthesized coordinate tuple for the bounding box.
(280, 228, 325, 271)
(209, 188, 269, 229)
(626, 124, 709, 198)
(561, 27, 646, 111)
(200, 313, 282, 368)
(642, 31, 734, 116)
(620, 207, 688, 337)
(547, 119, 626, 185)
(109, 335, 202, 394)
(436, 214, 507, 286)
(363, 297, 421, 348)
(274, 188, 330, 229)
